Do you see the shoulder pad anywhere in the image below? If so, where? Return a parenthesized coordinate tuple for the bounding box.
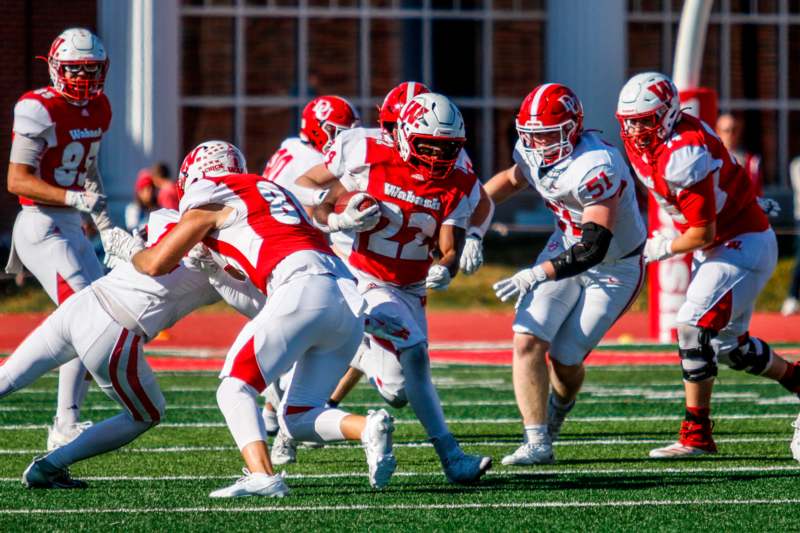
(13, 97, 55, 140)
(179, 177, 232, 214)
(145, 209, 180, 246)
(663, 144, 721, 189)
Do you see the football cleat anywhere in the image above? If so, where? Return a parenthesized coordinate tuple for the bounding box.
(270, 430, 297, 466)
(547, 393, 575, 443)
(361, 409, 397, 489)
(442, 451, 493, 484)
(501, 442, 555, 466)
(47, 418, 93, 451)
(790, 413, 800, 462)
(22, 456, 87, 489)
(782, 297, 800, 317)
(209, 469, 289, 498)
(649, 420, 717, 458)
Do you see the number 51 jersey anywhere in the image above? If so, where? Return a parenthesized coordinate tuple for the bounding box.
(13, 86, 111, 206)
(514, 131, 646, 262)
(325, 133, 475, 287)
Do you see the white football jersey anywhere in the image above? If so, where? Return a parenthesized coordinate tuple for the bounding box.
(514, 131, 646, 262)
(262, 137, 324, 207)
(91, 209, 221, 340)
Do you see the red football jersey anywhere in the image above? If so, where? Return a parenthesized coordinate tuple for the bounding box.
(626, 114, 768, 247)
(12, 86, 112, 206)
(327, 135, 475, 286)
(179, 173, 334, 294)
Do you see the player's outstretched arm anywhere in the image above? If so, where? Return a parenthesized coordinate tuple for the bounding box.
(483, 165, 528, 206)
(296, 163, 338, 191)
(132, 205, 228, 277)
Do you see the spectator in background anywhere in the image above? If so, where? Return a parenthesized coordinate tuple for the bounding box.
(151, 162, 179, 210)
(782, 157, 800, 316)
(125, 170, 158, 233)
(716, 113, 763, 195)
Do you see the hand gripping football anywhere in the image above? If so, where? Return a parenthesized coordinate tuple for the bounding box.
(334, 191, 379, 214)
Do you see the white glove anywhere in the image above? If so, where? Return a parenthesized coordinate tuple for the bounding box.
(757, 197, 781, 218)
(103, 253, 125, 270)
(100, 227, 145, 265)
(493, 264, 547, 303)
(425, 264, 452, 291)
(65, 190, 107, 215)
(327, 193, 381, 232)
(459, 233, 484, 275)
(364, 310, 409, 344)
(644, 230, 674, 264)
(186, 243, 219, 275)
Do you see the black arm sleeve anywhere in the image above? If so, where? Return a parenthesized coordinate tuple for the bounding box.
(550, 222, 613, 280)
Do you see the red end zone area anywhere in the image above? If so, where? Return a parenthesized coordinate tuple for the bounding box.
(3, 310, 800, 370)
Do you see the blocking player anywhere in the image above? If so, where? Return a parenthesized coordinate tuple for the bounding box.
(298, 93, 493, 483)
(0, 209, 268, 489)
(616, 72, 800, 458)
(131, 141, 400, 497)
(477, 84, 646, 465)
(5, 28, 117, 450)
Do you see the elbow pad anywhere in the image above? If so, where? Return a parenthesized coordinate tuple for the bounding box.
(551, 222, 613, 280)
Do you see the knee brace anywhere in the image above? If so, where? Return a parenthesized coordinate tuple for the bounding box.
(718, 335, 773, 376)
(678, 326, 718, 382)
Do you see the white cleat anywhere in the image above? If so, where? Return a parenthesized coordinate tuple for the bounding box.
(782, 297, 800, 317)
(46, 418, 93, 451)
(501, 442, 555, 466)
(271, 430, 297, 466)
(361, 409, 397, 489)
(547, 393, 575, 443)
(648, 442, 716, 459)
(209, 469, 289, 498)
(790, 413, 800, 462)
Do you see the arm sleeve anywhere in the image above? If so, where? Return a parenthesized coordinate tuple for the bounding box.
(675, 177, 716, 227)
(84, 165, 114, 231)
(9, 134, 47, 167)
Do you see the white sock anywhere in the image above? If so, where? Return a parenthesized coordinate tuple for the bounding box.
(217, 377, 267, 450)
(524, 424, 550, 445)
(56, 359, 90, 428)
(399, 345, 449, 440)
(46, 412, 153, 469)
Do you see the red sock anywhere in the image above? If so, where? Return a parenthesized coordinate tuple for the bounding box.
(780, 362, 800, 393)
(685, 406, 711, 424)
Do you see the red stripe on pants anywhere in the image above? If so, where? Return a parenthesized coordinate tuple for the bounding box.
(697, 290, 734, 332)
(126, 335, 161, 422)
(108, 329, 142, 421)
(229, 337, 267, 393)
(56, 273, 75, 304)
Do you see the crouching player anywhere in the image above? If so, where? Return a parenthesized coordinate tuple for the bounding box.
(616, 72, 800, 458)
(131, 141, 401, 497)
(483, 84, 646, 465)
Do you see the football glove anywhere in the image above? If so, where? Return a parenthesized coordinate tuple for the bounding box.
(65, 190, 107, 215)
(493, 264, 547, 303)
(186, 243, 219, 275)
(644, 230, 674, 264)
(425, 264, 452, 291)
(327, 193, 381, 233)
(459, 233, 483, 275)
(757, 197, 781, 218)
(101, 227, 146, 266)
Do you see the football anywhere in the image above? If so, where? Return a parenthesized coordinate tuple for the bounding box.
(334, 190, 379, 214)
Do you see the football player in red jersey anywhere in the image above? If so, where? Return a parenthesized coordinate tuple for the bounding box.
(298, 93, 493, 484)
(4, 28, 117, 450)
(616, 72, 800, 459)
(131, 141, 404, 497)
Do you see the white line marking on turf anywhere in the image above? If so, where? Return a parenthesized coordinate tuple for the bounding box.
(0, 465, 798, 484)
(3, 499, 800, 514)
(0, 436, 791, 456)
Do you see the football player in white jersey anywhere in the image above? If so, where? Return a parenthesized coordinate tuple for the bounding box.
(480, 84, 646, 465)
(0, 209, 266, 489)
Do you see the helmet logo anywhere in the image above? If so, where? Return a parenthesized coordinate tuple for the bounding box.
(558, 94, 579, 114)
(647, 81, 675, 103)
(401, 100, 427, 126)
(312, 99, 333, 121)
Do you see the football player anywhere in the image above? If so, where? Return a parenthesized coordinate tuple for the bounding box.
(616, 72, 800, 458)
(5, 28, 119, 450)
(476, 84, 646, 465)
(297, 93, 493, 484)
(131, 141, 400, 497)
(0, 209, 267, 489)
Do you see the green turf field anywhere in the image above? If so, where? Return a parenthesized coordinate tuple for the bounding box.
(1, 364, 799, 531)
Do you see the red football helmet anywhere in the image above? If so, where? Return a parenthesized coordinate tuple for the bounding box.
(516, 83, 584, 167)
(44, 28, 109, 103)
(300, 96, 360, 154)
(177, 140, 247, 200)
(379, 81, 430, 133)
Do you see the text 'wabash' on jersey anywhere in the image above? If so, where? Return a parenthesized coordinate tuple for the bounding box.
(12, 86, 111, 206)
(626, 114, 768, 247)
(179, 173, 334, 294)
(324, 132, 474, 287)
(514, 130, 647, 262)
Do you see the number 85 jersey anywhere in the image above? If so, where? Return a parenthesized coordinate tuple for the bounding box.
(13, 86, 111, 206)
(514, 131, 646, 262)
(325, 133, 476, 287)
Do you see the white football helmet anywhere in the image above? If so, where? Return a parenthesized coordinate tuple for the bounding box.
(616, 72, 681, 155)
(177, 140, 248, 199)
(45, 28, 108, 102)
(395, 93, 466, 179)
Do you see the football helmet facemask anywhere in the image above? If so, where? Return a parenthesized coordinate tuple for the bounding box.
(43, 28, 109, 103)
(516, 83, 584, 168)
